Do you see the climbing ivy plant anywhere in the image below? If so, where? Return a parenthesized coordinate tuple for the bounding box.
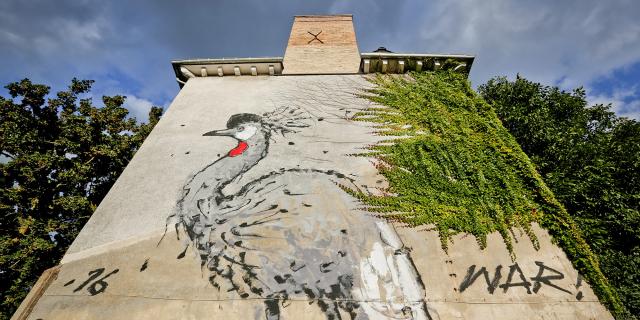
(349, 71, 625, 318)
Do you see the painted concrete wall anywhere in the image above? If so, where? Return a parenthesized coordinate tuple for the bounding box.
(18, 75, 612, 320)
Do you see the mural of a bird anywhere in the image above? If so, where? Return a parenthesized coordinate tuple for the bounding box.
(170, 107, 430, 320)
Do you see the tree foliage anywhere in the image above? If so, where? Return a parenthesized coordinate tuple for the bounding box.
(0, 79, 162, 319)
(480, 76, 639, 319)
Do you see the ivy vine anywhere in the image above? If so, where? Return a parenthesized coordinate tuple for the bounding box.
(348, 71, 625, 318)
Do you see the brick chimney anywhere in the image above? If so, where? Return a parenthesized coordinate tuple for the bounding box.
(282, 15, 361, 74)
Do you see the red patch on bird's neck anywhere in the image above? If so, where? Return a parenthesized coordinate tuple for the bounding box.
(228, 141, 248, 157)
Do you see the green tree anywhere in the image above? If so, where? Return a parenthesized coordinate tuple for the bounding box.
(479, 76, 639, 318)
(0, 78, 162, 319)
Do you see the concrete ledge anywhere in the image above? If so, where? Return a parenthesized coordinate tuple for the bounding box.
(11, 266, 60, 320)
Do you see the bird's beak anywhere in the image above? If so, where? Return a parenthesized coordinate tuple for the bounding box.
(203, 128, 235, 137)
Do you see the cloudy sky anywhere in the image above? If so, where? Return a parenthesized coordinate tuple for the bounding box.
(1, 0, 639, 120)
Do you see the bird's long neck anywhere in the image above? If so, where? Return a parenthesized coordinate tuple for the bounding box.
(217, 131, 270, 189)
(180, 130, 270, 209)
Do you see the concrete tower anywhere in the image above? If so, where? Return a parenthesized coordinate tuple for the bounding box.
(13, 15, 612, 320)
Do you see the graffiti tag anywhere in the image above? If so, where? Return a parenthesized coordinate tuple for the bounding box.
(458, 261, 581, 299)
(63, 267, 120, 296)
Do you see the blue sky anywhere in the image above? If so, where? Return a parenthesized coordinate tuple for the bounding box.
(1, 0, 639, 120)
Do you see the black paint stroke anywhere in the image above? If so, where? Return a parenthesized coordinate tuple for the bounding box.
(575, 274, 584, 300)
(307, 30, 324, 44)
(140, 258, 149, 272)
(459, 265, 503, 294)
(71, 268, 119, 296)
(530, 261, 571, 294)
(499, 263, 532, 294)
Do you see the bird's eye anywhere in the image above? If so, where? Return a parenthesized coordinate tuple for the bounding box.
(238, 126, 245, 131)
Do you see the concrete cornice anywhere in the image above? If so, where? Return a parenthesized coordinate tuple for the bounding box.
(171, 57, 285, 88)
(361, 52, 474, 59)
(360, 52, 475, 74)
(171, 52, 475, 88)
(172, 57, 283, 65)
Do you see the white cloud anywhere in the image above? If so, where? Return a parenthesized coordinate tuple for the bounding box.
(0, 29, 22, 45)
(123, 95, 155, 122)
(330, 0, 640, 118)
(405, 0, 640, 90)
(588, 86, 640, 120)
(54, 18, 104, 51)
(2, 0, 639, 120)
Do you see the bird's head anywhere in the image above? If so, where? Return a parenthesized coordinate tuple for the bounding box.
(203, 113, 263, 141)
(203, 107, 313, 142)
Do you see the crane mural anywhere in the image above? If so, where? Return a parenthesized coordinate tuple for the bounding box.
(13, 13, 614, 319)
(168, 106, 431, 320)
